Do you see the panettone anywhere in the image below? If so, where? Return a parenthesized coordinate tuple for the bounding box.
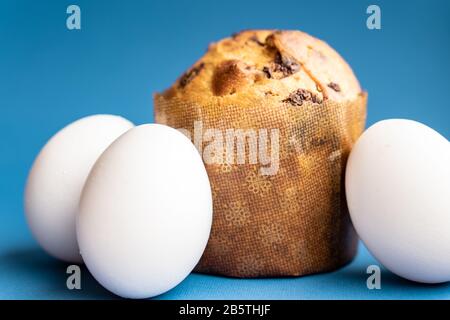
(154, 30, 367, 277)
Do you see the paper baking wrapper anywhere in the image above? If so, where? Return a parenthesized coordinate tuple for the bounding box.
(154, 93, 367, 277)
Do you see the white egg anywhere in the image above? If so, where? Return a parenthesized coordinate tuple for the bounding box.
(77, 124, 212, 299)
(25, 115, 134, 262)
(346, 119, 450, 283)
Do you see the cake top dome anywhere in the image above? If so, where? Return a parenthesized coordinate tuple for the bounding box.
(157, 30, 362, 105)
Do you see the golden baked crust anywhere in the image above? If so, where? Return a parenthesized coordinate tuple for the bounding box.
(157, 30, 362, 104)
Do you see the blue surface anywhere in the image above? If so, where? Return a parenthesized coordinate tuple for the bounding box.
(1, 241, 449, 300)
(0, 0, 449, 299)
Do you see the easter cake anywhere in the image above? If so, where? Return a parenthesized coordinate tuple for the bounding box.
(154, 30, 367, 277)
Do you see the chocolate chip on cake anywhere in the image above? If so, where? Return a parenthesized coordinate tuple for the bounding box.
(263, 52, 301, 79)
(262, 66, 272, 78)
(248, 35, 265, 46)
(328, 82, 341, 92)
(274, 52, 300, 76)
(179, 63, 205, 88)
(282, 89, 322, 106)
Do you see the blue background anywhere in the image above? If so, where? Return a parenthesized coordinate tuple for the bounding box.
(0, 0, 449, 299)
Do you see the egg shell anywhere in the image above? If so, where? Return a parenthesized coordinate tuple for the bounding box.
(25, 115, 134, 263)
(345, 119, 450, 283)
(77, 124, 212, 298)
